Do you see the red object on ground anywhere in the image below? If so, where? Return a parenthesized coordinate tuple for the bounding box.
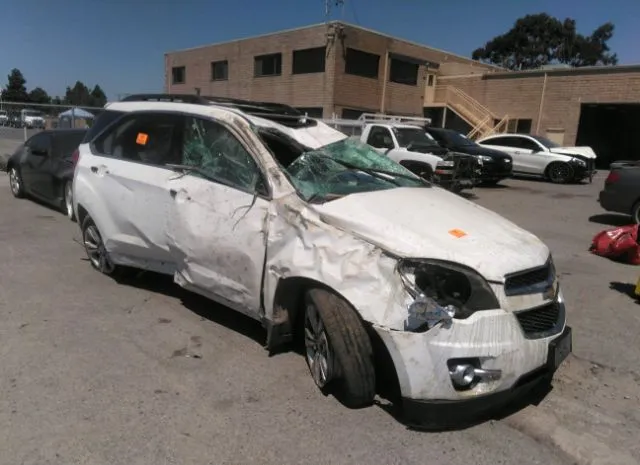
(589, 224, 640, 264)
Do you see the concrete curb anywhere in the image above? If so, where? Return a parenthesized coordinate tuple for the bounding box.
(506, 408, 639, 465)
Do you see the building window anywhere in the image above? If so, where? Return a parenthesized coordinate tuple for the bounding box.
(344, 48, 380, 79)
(341, 108, 374, 119)
(211, 60, 228, 81)
(292, 46, 326, 74)
(389, 58, 419, 86)
(427, 74, 435, 86)
(172, 66, 186, 84)
(254, 53, 282, 77)
(295, 107, 324, 118)
(516, 119, 532, 134)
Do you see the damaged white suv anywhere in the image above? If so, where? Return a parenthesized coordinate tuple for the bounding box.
(73, 94, 571, 425)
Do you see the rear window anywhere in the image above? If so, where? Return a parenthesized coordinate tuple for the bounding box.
(81, 110, 125, 143)
(56, 131, 88, 158)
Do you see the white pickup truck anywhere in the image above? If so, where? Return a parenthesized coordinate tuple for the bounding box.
(323, 114, 480, 192)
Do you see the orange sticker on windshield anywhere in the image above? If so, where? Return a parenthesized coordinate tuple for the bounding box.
(136, 133, 149, 145)
(448, 228, 467, 238)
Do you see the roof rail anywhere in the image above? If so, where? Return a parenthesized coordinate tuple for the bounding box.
(120, 93, 315, 128)
(120, 93, 212, 104)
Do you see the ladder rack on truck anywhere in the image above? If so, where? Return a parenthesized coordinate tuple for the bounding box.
(321, 113, 432, 136)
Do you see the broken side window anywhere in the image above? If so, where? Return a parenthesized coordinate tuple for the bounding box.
(181, 117, 264, 193)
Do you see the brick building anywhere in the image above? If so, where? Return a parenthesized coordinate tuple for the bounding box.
(164, 21, 498, 119)
(165, 22, 640, 165)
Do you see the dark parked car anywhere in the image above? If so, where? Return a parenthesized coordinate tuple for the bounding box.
(6, 128, 87, 221)
(598, 161, 640, 223)
(424, 127, 513, 185)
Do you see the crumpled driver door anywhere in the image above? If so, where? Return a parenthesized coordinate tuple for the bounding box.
(165, 115, 271, 319)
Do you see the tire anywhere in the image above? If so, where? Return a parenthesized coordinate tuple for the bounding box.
(546, 162, 574, 184)
(81, 216, 119, 276)
(631, 201, 640, 224)
(303, 288, 376, 408)
(8, 166, 25, 198)
(63, 181, 76, 222)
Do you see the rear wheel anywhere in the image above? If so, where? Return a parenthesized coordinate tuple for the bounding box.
(303, 288, 376, 408)
(63, 181, 76, 221)
(9, 167, 25, 198)
(546, 162, 574, 184)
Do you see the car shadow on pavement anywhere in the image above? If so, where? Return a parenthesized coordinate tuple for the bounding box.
(589, 213, 632, 227)
(113, 271, 267, 346)
(609, 281, 640, 301)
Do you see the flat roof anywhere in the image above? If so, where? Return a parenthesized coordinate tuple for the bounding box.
(484, 63, 640, 79)
(166, 20, 502, 71)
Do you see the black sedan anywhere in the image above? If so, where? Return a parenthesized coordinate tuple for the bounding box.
(598, 161, 640, 223)
(6, 128, 87, 221)
(424, 127, 513, 185)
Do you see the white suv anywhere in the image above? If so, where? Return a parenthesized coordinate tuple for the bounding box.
(73, 94, 571, 426)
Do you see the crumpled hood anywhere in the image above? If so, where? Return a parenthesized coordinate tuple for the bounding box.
(549, 146, 597, 159)
(313, 187, 549, 282)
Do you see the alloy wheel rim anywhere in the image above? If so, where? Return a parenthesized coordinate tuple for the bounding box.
(304, 299, 333, 388)
(65, 184, 73, 217)
(550, 164, 570, 182)
(9, 169, 20, 195)
(83, 225, 115, 274)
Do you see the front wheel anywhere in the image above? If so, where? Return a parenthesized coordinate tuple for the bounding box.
(303, 288, 376, 408)
(546, 162, 574, 184)
(63, 181, 76, 221)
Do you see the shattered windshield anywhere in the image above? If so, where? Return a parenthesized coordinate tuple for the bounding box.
(393, 127, 439, 148)
(286, 138, 427, 202)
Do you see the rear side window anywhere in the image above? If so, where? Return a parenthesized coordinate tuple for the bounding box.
(54, 131, 87, 158)
(93, 112, 184, 166)
(82, 110, 125, 143)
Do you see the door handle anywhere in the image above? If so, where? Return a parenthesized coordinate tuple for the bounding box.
(90, 166, 98, 173)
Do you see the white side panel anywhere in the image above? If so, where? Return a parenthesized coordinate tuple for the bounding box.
(166, 174, 269, 318)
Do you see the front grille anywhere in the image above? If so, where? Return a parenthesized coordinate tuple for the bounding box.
(504, 263, 552, 296)
(515, 302, 562, 339)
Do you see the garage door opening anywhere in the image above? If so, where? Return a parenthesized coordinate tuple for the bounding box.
(576, 103, 640, 169)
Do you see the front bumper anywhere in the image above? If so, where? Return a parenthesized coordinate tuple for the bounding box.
(400, 329, 567, 428)
(373, 289, 570, 425)
(478, 159, 513, 181)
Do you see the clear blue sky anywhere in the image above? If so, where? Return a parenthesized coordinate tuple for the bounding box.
(2, 0, 639, 101)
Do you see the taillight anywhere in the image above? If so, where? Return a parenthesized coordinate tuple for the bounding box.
(71, 149, 80, 168)
(605, 171, 620, 184)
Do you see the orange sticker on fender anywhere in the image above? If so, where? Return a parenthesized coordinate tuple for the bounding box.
(448, 228, 467, 238)
(136, 133, 149, 145)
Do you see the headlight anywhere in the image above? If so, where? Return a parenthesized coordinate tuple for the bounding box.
(570, 157, 586, 167)
(397, 259, 500, 332)
(479, 155, 492, 162)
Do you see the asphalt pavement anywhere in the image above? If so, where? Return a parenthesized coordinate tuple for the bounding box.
(0, 164, 638, 465)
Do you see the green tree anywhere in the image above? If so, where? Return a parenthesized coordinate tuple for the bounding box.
(89, 84, 107, 107)
(3, 68, 29, 102)
(52, 96, 63, 105)
(64, 81, 92, 106)
(28, 87, 51, 105)
(472, 13, 618, 70)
